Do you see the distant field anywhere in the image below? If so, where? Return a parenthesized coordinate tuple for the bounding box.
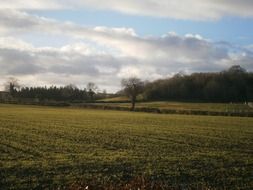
(0, 104, 253, 189)
(99, 96, 130, 102)
(95, 100, 253, 113)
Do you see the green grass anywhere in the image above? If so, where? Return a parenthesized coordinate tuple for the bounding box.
(98, 96, 129, 102)
(94, 101, 253, 113)
(0, 104, 253, 189)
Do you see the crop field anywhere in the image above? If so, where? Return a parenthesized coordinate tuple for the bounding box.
(0, 104, 253, 189)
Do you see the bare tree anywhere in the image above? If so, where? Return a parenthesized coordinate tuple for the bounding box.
(86, 82, 98, 100)
(4, 77, 20, 96)
(121, 77, 144, 111)
(102, 89, 107, 98)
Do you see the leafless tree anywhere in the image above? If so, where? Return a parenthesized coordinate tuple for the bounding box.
(86, 82, 98, 100)
(4, 77, 20, 96)
(121, 77, 144, 111)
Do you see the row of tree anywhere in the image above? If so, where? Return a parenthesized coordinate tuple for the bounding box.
(3, 65, 252, 109)
(142, 65, 253, 103)
(8, 82, 100, 102)
(120, 65, 253, 110)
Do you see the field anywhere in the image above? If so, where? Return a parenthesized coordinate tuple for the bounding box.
(95, 101, 253, 113)
(0, 104, 253, 189)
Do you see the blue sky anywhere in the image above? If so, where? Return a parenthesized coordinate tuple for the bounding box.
(0, 1, 253, 92)
(31, 10, 253, 46)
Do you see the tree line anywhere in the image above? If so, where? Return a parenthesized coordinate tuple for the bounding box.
(7, 82, 101, 102)
(3, 65, 253, 106)
(142, 65, 253, 103)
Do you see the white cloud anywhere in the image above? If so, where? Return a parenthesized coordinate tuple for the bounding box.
(0, 37, 34, 50)
(1, 0, 253, 20)
(0, 10, 230, 60)
(0, 1, 62, 10)
(0, 10, 252, 92)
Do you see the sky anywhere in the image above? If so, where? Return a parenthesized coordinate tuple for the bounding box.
(0, 1, 253, 92)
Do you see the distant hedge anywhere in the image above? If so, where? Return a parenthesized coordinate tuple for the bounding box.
(76, 103, 253, 117)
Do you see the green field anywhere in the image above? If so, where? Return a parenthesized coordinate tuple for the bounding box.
(0, 104, 253, 189)
(95, 101, 253, 113)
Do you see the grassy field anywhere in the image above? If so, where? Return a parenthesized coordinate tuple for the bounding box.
(95, 101, 253, 112)
(0, 104, 253, 189)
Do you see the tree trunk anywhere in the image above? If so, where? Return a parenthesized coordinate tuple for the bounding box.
(130, 96, 136, 111)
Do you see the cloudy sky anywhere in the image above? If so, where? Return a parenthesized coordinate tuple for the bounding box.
(0, 1, 253, 92)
